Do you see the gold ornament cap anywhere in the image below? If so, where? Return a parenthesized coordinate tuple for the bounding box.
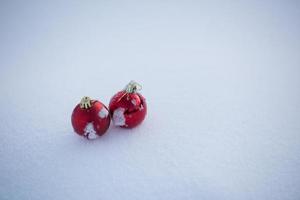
(125, 81, 142, 93)
(80, 96, 92, 109)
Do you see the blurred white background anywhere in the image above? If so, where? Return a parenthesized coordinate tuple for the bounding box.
(0, 1, 299, 199)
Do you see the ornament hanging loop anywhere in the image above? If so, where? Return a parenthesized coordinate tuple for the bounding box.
(125, 81, 142, 93)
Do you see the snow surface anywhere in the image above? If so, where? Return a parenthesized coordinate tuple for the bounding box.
(0, 1, 300, 200)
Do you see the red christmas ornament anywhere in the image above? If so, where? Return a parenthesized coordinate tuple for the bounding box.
(109, 81, 147, 128)
(71, 97, 110, 139)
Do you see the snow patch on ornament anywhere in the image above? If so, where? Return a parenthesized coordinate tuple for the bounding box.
(113, 108, 126, 126)
(139, 104, 144, 110)
(84, 123, 98, 140)
(98, 107, 108, 119)
(131, 99, 137, 106)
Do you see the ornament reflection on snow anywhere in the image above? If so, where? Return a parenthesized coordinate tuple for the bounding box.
(71, 96, 110, 139)
(109, 81, 147, 128)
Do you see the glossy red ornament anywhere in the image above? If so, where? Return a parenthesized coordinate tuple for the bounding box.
(109, 81, 147, 128)
(71, 97, 110, 139)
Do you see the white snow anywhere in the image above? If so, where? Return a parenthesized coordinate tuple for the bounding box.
(131, 99, 137, 106)
(112, 108, 126, 126)
(84, 123, 98, 140)
(139, 103, 144, 111)
(1, 1, 300, 200)
(98, 107, 108, 119)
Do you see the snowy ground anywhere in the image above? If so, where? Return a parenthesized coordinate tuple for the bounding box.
(0, 1, 300, 200)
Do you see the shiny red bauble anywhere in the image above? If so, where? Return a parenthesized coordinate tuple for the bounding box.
(71, 97, 110, 139)
(109, 81, 147, 128)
